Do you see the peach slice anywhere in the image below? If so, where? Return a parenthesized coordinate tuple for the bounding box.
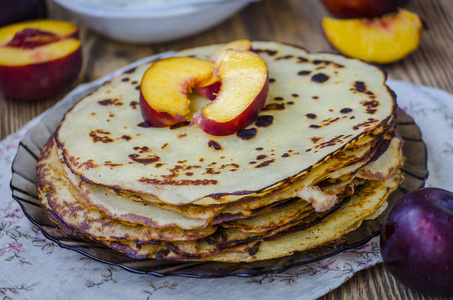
(140, 57, 217, 127)
(210, 39, 253, 62)
(0, 20, 82, 100)
(321, 0, 410, 19)
(195, 40, 253, 100)
(322, 9, 422, 64)
(193, 50, 269, 136)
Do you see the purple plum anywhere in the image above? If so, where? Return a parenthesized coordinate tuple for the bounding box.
(0, 0, 47, 27)
(380, 187, 453, 295)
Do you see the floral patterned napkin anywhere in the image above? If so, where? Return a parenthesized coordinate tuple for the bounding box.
(1, 79, 452, 299)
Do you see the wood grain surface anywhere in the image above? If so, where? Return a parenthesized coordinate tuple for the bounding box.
(1, 0, 452, 299)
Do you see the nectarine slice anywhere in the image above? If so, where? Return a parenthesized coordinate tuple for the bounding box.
(0, 19, 81, 99)
(322, 9, 422, 64)
(140, 57, 217, 127)
(210, 39, 253, 62)
(194, 50, 269, 136)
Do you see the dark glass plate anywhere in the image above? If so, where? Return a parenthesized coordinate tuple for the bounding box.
(10, 80, 427, 277)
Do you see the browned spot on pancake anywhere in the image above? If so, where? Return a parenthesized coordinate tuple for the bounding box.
(121, 77, 129, 82)
(275, 55, 293, 60)
(274, 96, 284, 101)
(220, 163, 240, 170)
(256, 154, 267, 160)
(204, 167, 221, 175)
(155, 163, 164, 168)
(199, 158, 204, 162)
(353, 118, 378, 130)
(130, 101, 139, 109)
(139, 177, 217, 186)
(109, 113, 115, 118)
(79, 159, 98, 170)
(89, 130, 114, 143)
(281, 153, 290, 158)
(287, 101, 294, 105)
(140, 164, 214, 186)
(298, 70, 311, 76)
(353, 81, 375, 96)
(297, 56, 309, 63)
(170, 121, 190, 129)
(128, 153, 160, 165)
(255, 147, 263, 151)
(185, 172, 194, 176)
(135, 85, 141, 91)
(291, 93, 299, 98)
(311, 73, 329, 83)
(317, 135, 345, 149)
(104, 161, 123, 167)
(254, 49, 277, 56)
(123, 67, 137, 74)
(341, 108, 353, 114)
(98, 98, 123, 106)
(312, 96, 319, 100)
(133, 146, 151, 153)
(353, 81, 367, 93)
(178, 160, 187, 164)
(121, 135, 131, 141)
(161, 143, 168, 149)
(269, 78, 276, 83)
(311, 137, 322, 143)
(208, 140, 222, 150)
(360, 100, 380, 115)
(249, 161, 257, 164)
(255, 159, 275, 168)
(236, 128, 257, 140)
(131, 80, 138, 85)
(91, 112, 96, 116)
(311, 60, 344, 68)
(306, 113, 317, 119)
(310, 125, 321, 129)
(262, 103, 285, 111)
(177, 133, 187, 138)
(137, 122, 151, 128)
(248, 241, 261, 256)
(255, 115, 274, 127)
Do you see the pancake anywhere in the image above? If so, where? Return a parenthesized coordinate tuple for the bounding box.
(37, 40, 404, 263)
(55, 41, 396, 207)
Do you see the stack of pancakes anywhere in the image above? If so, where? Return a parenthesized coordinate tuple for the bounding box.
(37, 41, 404, 262)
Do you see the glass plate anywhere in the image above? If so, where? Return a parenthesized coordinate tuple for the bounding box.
(10, 74, 427, 277)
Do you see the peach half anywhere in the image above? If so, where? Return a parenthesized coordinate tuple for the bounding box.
(193, 50, 269, 136)
(0, 19, 82, 100)
(322, 9, 423, 64)
(140, 57, 218, 127)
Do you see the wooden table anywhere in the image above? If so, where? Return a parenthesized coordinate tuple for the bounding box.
(1, 0, 452, 299)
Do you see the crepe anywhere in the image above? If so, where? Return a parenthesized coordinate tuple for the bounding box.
(55, 41, 396, 206)
(37, 41, 404, 262)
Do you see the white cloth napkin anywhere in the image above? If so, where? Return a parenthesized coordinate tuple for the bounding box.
(0, 79, 452, 300)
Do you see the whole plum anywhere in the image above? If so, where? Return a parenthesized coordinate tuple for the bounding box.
(0, 0, 47, 27)
(380, 188, 453, 295)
